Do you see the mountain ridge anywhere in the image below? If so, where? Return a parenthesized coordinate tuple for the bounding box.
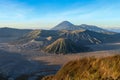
(51, 21, 114, 33)
(43, 38, 87, 54)
(0, 27, 32, 37)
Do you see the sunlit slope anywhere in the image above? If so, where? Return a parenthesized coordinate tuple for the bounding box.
(43, 55, 120, 80)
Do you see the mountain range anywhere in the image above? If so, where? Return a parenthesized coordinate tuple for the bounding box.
(16, 29, 120, 44)
(14, 29, 120, 54)
(51, 21, 114, 34)
(0, 21, 120, 54)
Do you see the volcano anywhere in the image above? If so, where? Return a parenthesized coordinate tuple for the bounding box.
(43, 38, 87, 54)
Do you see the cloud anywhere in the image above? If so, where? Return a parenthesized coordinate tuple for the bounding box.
(0, 0, 34, 21)
(0, 0, 120, 29)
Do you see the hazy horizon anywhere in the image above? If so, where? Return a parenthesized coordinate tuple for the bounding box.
(0, 21, 120, 30)
(0, 0, 120, 29)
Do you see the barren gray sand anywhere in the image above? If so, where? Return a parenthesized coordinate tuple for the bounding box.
(33, 50, 120, 65)
(0, 42, 120, 79)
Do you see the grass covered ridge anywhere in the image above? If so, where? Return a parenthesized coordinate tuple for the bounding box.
(42, 55, 120, 80)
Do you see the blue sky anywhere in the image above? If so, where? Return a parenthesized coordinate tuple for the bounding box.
(0, 0, 120, 29)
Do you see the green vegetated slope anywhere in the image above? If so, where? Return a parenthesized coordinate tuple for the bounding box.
(42, 55, 120, 80)
(43, 38, 88, 54)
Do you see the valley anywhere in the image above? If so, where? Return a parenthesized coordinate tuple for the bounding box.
(0, 41, 120, 80)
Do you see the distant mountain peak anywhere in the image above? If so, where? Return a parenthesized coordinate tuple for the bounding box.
(57, 21, 74, 27)
(51, 21, 75, 30)
(51, 21, 112, 33)
(60, 21, 73, 24)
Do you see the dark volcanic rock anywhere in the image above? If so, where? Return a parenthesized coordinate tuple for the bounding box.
(43, 38, 87, 54)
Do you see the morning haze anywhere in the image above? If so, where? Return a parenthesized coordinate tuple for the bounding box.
(0, 0, 120, 80)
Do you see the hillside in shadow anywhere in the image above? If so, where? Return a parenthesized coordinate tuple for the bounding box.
(0, 50, 60, 80)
